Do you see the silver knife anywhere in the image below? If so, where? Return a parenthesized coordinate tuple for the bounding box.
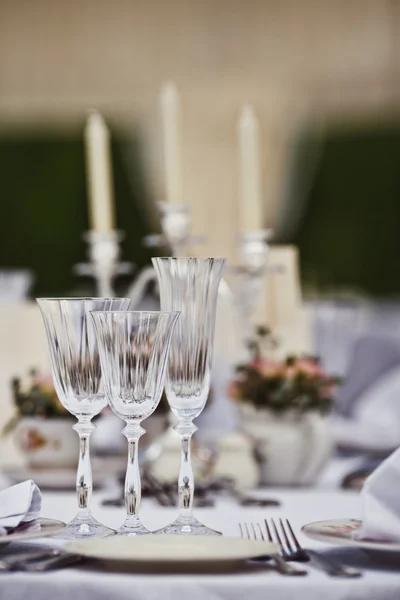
(306, 549, 362, 578)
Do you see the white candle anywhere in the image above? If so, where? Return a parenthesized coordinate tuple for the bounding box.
(84, 110, 116, 232)
(160, 81, 183, 204)
(238, 105, 263, 231)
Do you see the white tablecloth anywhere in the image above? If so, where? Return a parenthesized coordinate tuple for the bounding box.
(1, 483, 400, 600)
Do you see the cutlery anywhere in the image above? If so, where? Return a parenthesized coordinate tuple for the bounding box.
(16, 552, 82, 572)
(267, 518, 362, 578)
(106, 471, 280, 509)
(239, 522, 307, 576)
(0, 548, 81, 572)
(0, 548, 60, 571)
(0, 549, 57, 570)
(238, 497, 281, 508)
(107, 472, 217, 509)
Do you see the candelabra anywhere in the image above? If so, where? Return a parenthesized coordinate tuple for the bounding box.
(127, 202, 207, 307)
(227, 229, 281, 344)
(127, 204, 281, 341)
(144, 202, 206, 256)
(74, 230, 132, 298)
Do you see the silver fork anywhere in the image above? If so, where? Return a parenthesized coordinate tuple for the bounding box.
(239, 522, 307, 576)
(267, 518, 362, 578)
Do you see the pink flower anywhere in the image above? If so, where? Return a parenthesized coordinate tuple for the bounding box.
(33, 374, 53, 386)
(294, 359, 324, 378)
(319, 384, 336, 399)
(283, 365, 296, 379)
(32, 375, 56, 395)
(227, 381, 241, 400)
(251, 358, 282, 377)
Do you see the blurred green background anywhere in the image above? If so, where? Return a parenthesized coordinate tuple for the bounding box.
(1, 121, 400, 298)
(0, 126, 155, 297)
(282, 121, 400, 297)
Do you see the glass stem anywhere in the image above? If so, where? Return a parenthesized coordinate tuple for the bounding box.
(122, 422, 145, 527)
(175, 420, 198, 521)
(73, 419, 95, 519)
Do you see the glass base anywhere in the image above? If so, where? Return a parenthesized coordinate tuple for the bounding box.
(117, 521, 151, 536)
(155, 515, 222, 536)
(116, 515, 150, 536)
(51, 513, 116, 540)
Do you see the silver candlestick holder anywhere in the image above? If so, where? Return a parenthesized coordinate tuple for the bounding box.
(127, 202, 207, 307)
(144, 202, 206, 256)
(228, 229, 280, 344)
(74, 230, 132, 298)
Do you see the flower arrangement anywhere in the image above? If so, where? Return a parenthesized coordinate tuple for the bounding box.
(2, 369, 71, 435)
(229, 326, 340, 414)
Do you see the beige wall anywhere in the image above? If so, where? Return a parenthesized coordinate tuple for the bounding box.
(0, 0, 399, 262)
(0, 0, 398, 421)
(0, 1, 399, 345)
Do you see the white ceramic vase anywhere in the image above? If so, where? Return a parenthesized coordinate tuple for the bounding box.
(14, 416, 77, 468)
(241, 405, 333, 486)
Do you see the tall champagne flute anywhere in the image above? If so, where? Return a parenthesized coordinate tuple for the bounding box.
(152, 257, 226, 535)
(91, 310, 180, 535)
(37, 297, 130, 539)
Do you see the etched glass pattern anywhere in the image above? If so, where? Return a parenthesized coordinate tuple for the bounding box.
(37, 297, 130, 539)
(91, 310, 179, 535)
(152, 257, 226, 535)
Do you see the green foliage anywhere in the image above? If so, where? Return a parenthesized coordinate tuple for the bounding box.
(2, 369, 71, 435)
(0, 126, 156, 296)
(230, 328, 340, 414)
(285, 122, 400, 296)
(234, 364, 336, 414)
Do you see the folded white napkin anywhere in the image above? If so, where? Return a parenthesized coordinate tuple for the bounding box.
(0, 480, 41, 531)
(331, 367, 400, 453)
(358, 446, 400, 541)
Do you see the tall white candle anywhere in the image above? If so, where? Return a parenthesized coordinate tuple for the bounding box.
(84, 111, 116, 232)
(160, 81, 183, 204)
(238, 105, 263, 231)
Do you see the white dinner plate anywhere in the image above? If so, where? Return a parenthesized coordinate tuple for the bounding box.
(0, 518, 65, 545)
(302, 518, 400, 552)
(65, 535, 279, 566)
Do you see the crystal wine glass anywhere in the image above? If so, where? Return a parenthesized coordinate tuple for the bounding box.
(37, 297, 130, 539)
(152, 257, 226, 535)
(91, 310, 180, 535)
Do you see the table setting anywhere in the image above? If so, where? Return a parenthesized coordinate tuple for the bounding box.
(1, 87, 400, 600)
(0, 259, 399, 600)
(3, 481, 400, 599)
